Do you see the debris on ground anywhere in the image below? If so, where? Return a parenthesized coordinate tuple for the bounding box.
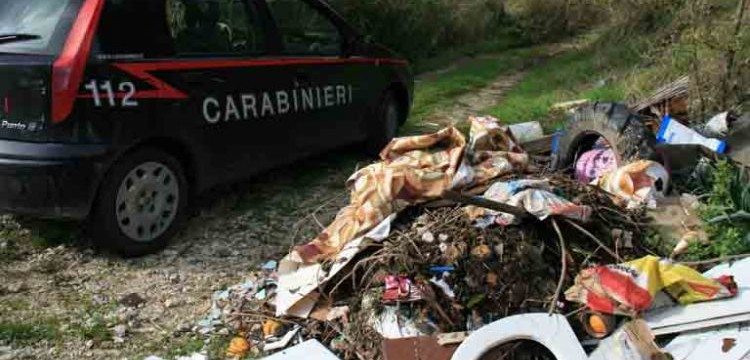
(191, 99, 750, 359)
(657, 114, 727, 153)
(507, 121, 544, 143)
(261, 339, 341, 360)
(591, 160, 670, 209)
(575, 148, 617, 184)
(645, 258, 750, 336)
(704, 111, 734, 137)
(464, 179, 592, 225)
(551, 99, 590, 112)
(632, 75, 690, 120)
(565, 255, 737, 317)
(648, 195, 707, 258)
(589, 319, 669, 360)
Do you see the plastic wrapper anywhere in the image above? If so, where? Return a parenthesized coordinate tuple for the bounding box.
(575, 149, 617, 184)
(565, 256, 738, 316)
(466, 179, 592, 226)
(592, 160, 669, 209)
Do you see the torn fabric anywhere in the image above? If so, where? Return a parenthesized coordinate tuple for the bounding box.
(293, 118, 528, 264)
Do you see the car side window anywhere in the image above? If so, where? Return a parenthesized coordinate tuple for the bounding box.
(166, 0, 264, 56)
(96, 0, 176, 59)
(265, 0, 341, 56)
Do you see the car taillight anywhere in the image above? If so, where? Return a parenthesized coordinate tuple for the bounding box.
(1, 96, 9, 117)
(51, 0, 104, 123)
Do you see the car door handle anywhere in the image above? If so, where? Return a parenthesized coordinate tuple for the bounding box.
(183, 74, 225, 85)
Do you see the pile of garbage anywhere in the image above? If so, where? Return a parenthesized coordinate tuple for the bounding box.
(198, 96, 750, 360)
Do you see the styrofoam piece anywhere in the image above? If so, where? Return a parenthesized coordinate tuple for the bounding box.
(704, 112, 730, 137)
(588, 320, 663, 360)
(651, 314, 750, 336)
(451, 314, 588, 360)
(370, 306, 427, 339)
(644, 258, 750, 335)
(262, 326, 301, 352)
(261, 340, 340, 360)
(664, 322, 750, 360)
(508, 121, 544, 143)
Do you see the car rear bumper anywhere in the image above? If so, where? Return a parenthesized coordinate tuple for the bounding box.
(0, 140, 110, 219)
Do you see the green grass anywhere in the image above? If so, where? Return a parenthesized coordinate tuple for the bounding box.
(205, 334, 233, 359)
(485, 50, 624, 129)
(166, 336, 206, 358)
(484, 32, 650, 130)
(67, 299, 118, 343)
(412, 35, 528, 74)
(404, 46, 548, 133)
(0, 320, 59, 346)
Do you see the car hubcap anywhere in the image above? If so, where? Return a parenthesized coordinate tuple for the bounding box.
(115, 162, 179, 242)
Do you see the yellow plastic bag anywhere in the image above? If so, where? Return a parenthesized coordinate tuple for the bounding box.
(566, 256, 737, 316)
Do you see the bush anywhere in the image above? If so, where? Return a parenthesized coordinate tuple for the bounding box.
(592, 0, 749, 116)
(682, 160, 750, 260)
(328, 0, 511, 63)
(503, 0, 605, 43)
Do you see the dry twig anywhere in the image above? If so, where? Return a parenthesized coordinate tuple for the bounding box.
(549, 218, 568, 315)
(564, 218, 622, 262)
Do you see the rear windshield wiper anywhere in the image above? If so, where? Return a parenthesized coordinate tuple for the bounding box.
(0, 33, 42, 45)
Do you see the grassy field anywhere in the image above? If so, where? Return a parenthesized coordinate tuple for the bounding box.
(405, 45, 550, 132)
(404, 31, 657, 134)
(486, 33, 647, 129)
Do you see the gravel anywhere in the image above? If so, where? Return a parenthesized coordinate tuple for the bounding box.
(0, 151, 360, 359)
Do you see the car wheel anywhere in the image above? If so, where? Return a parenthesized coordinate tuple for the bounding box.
(556, 102, 657, 170)
(90, 148, 188, 257)
(366, 90, 400, 156)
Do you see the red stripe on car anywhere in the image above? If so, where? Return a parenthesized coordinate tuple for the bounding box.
(52, 0, 105, 123)
(105, 57, 408, 100)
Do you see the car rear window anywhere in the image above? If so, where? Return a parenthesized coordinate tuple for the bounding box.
(0, 0, 81, 56)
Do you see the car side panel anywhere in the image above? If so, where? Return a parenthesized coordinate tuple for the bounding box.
(77, 0, 413, 195)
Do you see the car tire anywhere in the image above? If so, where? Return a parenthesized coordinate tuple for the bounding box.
(366, 90, 401, 156)
(89, 148, 188, 257)
(556, 102, 657, 170)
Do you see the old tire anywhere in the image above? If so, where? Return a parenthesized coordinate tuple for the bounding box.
(89, 148, 188, 257)
(365, 90, 401, 156)
(556, 102, 657, 170)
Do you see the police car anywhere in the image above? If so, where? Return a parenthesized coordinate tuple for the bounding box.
(0, 0, 413, 255)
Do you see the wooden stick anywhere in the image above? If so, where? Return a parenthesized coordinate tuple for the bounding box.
(442, 190, 533, 220)
(563, 218, 622, 262)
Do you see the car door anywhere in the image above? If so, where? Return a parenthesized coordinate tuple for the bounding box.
(259, 0, 371, 155)
(164, 0, 299, 183)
